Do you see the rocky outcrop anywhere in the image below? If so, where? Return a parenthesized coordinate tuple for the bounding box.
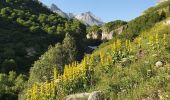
(88, 91, 104, 100)
(101, 31, 114, 40)
(65, 93, 90, 100)
(87, 31, 102, 40)
(65, 91, 104, 100)
(87, 26, 125, 40)
(101, 26, 124, 40)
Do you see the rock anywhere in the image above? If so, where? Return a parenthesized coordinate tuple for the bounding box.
(65, 93, 90, 100)
(164, 20, 170, 25)
(65, 91, 104, 100)
(87, 31, 102, 40)
(155, 61, 163, 68)
(101, 31, 114, 40)
(88, 91, 104, 100)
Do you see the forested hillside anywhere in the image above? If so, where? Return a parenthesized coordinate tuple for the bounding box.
(0, 0, 87, 73)
(0, 0, 87, 99)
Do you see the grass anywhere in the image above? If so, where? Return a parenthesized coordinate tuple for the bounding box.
(85, 22, 170, 100)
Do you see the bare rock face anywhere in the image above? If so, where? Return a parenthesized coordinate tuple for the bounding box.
(101, 26, 125, 40)
(101, 31, 114, 40)
(88, 91, 104, 100)
(87, 25, 126, 40)
(87, 31, 102, 40)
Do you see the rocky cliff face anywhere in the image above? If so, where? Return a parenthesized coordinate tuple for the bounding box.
(87, 26, 125, 40)
(86, 31, 102, 39)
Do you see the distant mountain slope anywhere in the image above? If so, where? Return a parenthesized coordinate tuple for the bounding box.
(50, 4, 104, 26)
(50, 3, 69, 18)
(75, 11, 104, 26)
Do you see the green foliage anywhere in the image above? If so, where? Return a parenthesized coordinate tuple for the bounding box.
(1, 59, 17, 73)
(86, 23, 170, 100)
(87, 25, 102, 33)
(29, 43, 65, 84)
(144, 0, 170, 14)
(29, 34, 78, 84)
(120, 11, 166, 40)
(103, 20, 127, 32)
(119, 1, 170, 40)
(0, 71, 26, 100)
(0, 0, 87, 74)
(63, 33, 78, 63)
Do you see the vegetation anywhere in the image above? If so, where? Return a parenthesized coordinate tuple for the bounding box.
(0, 71, 26, 99)
(87, 25, 102, 33)
(102, 20, 127, 32)
(120, 0, 170, 40)
(0, 0, 87, 74)
(24, 22, 170, 99)
(28, 33, 78, 84)
(0, 0, 170, 100)
(0, 0, 87, 99)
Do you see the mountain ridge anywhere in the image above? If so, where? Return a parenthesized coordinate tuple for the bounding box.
(50, 3, 104, 26)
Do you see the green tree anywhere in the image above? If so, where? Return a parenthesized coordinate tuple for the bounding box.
(29, 43, 65, 84)
(1, 7, 11, 16)
(1, 59, 17, 73)
(63, 33, 78, 63)
(0, 71, 26, 100)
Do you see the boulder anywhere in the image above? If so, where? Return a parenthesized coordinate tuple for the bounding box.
(155, 61, 163, 68)
(88, 91, 104, 100)
(65, 93, 90, 100)
(65, 91, 104, 100)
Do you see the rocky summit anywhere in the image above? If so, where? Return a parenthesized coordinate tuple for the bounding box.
(50, 4, 104, 26)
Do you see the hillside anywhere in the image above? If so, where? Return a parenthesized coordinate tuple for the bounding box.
(0, 0, 87, 74)
(0, 0, 87, 99)
(23, 19, 170, 100)
(22, 1, 170, 100)
(0, 0, 170, 100)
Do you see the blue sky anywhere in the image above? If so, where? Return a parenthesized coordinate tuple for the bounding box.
(41, 0, 158, 22)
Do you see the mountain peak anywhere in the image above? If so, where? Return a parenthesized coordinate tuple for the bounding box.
(49, 4, 104, 26)
(50, 3, 61, 11)
(50, 3, 68, 18)
(75, 12, 104, 26)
